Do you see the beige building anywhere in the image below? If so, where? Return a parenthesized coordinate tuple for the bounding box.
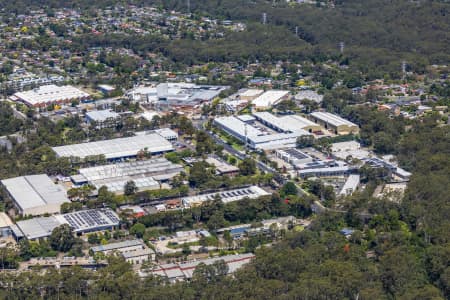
(91, 239, 155, 265)
(238, 89, 264, 101)
(123, 248, 155, 265)
(1, 174, 70, 216)
(251, 90, 290, 110)
(310, 112, 359, 135)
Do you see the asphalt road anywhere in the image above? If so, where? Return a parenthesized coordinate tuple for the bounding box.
(193, 118, 286, 184)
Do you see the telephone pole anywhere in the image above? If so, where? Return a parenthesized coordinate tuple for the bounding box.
(339, 41, 345, 54)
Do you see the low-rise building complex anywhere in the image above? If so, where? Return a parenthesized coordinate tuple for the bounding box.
(1, 174, 70, 216)
(71, 158, 183, 193)
(310, 111, 359, 135)
(12, 208, 120, 240)
(148, 253, 254, 282)
(52, 133, 174, 160)
(182, 186, 270, 207)
(251, 90, 289, 110)
(214, 115, 311, 150)
(11, 84, 90, 108)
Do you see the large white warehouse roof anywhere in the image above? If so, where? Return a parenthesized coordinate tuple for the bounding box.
(310, 112, 357, 127)
(252, 90, 289, 108)
(1, 174, 70, 216)
(182, 186, 270, 207)
(52, 133, 173, 159)
(214, 116, 262, 137)
(13, 85, 90, 106)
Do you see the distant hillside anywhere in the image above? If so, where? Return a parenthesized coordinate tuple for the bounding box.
(1, 0, 449, 77)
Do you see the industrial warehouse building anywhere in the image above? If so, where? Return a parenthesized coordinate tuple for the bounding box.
(91, 239, 155, 265)
(251, 90, 290, 110)
(149, 253, 254, 282)
(71, 158, 183, 194)
(91, 239, 145, 255)
(275, 148, 314, 168)
(339, 174, 361, 196)
(126, 82, 229, 107)
(182, 186, 269, 207)
(213, 116, 311, 150)
(309, 112, 359, 135)
(298, 165, 353, 178)
(295, 90, 323, 103)
(363, 157, 411, 181)
(1, 174, 70, 216)
(238, 89, 264, 101)
(12, 208, 120, 240)
(85, 109, 121, 129)
(52, 133, 174, 160)
(11, 84, 90, 107)
(253, 112, 322, 133)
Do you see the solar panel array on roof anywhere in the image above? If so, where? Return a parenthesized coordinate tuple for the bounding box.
(182, 186, 270, 207)
(13, 209, 120, 240)
(284, 148, 310, 160)
(56, 208, 120, 233)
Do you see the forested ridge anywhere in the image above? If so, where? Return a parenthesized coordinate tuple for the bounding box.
(1, 0, 449, 78)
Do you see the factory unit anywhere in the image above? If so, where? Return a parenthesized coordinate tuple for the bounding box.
(91, 239, 155, 264)
(148, 253, 254, 282)
(298, 166, 352, 178)
(127, 83, 229, 107)
(205, 157, 240, 176)
(12, 208, 120, 240)
(71, 158, 183, 194)
(213, 116, 311, 150)
(309, 111, 359, 135)
(123, 248, 155, 265)
(238, 89, 264, 101)
(1, 174, 70, 216)
(275, 148, 314, 168)
(91, 239, 145, 255)
(85, 109, 121, 129)
(331, 141, 370, 160)
(149, 128, 178, 141)
(339, 174, 361, 196)
(3, 75, 64, 91)
(295, 90, 323, 104)
(52, 133, 174, 160)
(11, 84, 90, 108)
(253, 112, 321, 133)
(182, 186, 270, 207)
(363, 157, 411, 181)
(251, 90, 290, 110)
(97, 84, 116, 95)
(72, 157, 184, 182)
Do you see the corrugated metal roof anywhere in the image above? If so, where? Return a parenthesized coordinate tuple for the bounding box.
(52, 134, 174, 159)
(86, 110, 119, 122)
(91, 239, 144, 253)
(310, 112, 357, 127)
(1, 174, 69, 211)
(15, 216, 62, 240)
